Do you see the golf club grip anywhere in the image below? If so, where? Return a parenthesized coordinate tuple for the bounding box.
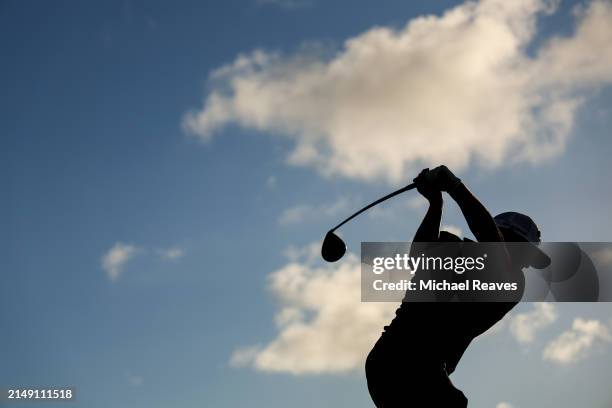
(331, 183, 416, 231)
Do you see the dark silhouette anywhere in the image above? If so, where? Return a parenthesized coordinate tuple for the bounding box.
(365, 165, 551, 407)
(321, 230, 347, 262)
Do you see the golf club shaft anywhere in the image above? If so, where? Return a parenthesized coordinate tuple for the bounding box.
(331, 183, 416, 231)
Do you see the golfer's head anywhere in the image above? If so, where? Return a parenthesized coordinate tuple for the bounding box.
(494, 212, 550, 269)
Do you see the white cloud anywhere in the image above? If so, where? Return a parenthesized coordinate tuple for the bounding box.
(183, 0, 612, 183)
(230, 246, 396, 374)
(509, 303, 557, 344)
(157, 247, 185, 261)
(101, 243, 139, 281)
(543, 318, 612, 364)
(278, 205, 312, 225)
(230, 346, 261, 367)
(496, 403, 514, 408)
(278, 197, 350, 225)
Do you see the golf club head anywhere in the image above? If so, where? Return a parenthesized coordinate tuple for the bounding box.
(321, 230, 346, 262)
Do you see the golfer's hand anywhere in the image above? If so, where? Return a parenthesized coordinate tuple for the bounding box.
(413, 168, 442, 203)
(428, 165, 462, 192)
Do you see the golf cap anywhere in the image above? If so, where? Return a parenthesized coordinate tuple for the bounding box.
(494, 212, 551, 269)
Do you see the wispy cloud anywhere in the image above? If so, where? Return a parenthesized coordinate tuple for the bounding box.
(157, 247, 185, 261)
(101, 243, 185, 280)
(278, 197, 350, 225)
(282, 242, 321, 263)
(543, 318, 612, 364)
(184, 0, 612, 183)
(101, 243, 139, 281)
(509, 303, 557, 344)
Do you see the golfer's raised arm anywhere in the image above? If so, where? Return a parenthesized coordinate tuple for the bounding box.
(448, 183, 503, 243)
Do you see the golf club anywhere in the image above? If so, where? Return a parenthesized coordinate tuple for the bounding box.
(321, 183, 416, 262)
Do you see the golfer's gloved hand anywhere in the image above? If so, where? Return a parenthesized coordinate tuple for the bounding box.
(428, 165, 462, 192)
(413, 168, 443, 203)
(414, 166, 462, 196)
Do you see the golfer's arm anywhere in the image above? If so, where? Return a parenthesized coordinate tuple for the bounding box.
(412, 199, 442, 242)
(448, 183, 503, 242)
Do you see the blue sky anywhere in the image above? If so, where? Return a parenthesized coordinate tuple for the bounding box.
(2, 1, 612, 407)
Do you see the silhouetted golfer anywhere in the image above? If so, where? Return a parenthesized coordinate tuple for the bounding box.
(365, 165, 550, 407)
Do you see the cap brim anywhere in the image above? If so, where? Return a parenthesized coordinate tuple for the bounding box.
(499, 226, 551, 269)
(529, 244, 551, 269)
